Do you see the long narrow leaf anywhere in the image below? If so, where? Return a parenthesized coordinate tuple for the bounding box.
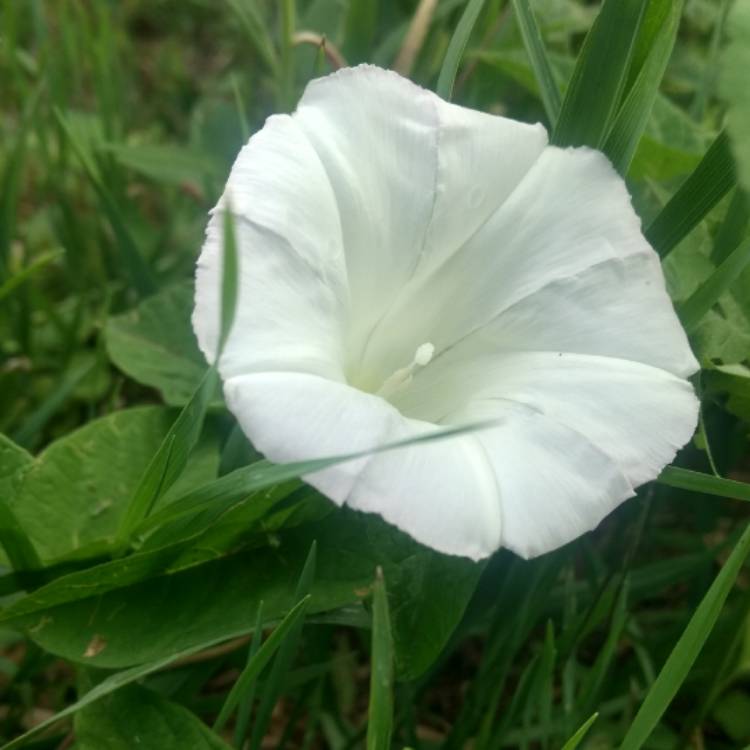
(646, 131, 736, 258)
(248, 542, 316, 750)
(678, 236, 750, 332)
(114, 367, 218, 548)
(561, 713, 599, 750)
(510, 0, 561, 125)
(436, 0, 488, 100)
(213, 595, 311, 732)
(1, 626, 272, 750)
(54, 109, 156, 296)
(658, 466, 750, 502)
(552, 0, 647, 148)
(367, 567, 394, 750)
(618, 522, 750, 750)
(604, 0, 684, 174)
(233, 602, 265, 748)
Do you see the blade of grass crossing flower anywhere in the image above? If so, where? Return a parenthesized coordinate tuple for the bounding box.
(54, 109, 156, 297)
(367, 567, 394, 750)
(646, 131, 736, 258)
(678, 236, 750, 332)
(133, 419, 504, 538)
(510, 0, 561, 125)
(618, 522, 750, 750)
(552, 0, 648, 148)
(604, 0, 684, 174)
(436, 0, 488, 100)
(219, 206, 240, 356)
(212, 595, 311, 733)
(657, 466, 750, 503)
(114, 367, 219, 548)
(248, 542, 317, 750)
(116, 210, 236, 546)
(233, 602, 265, 748)
(561, 713, 599, 750)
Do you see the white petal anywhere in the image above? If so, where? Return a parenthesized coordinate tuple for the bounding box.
(393, 350, 698, 556)
(294, 65, 547, 380)
(439, 252, 698, 379)
(357, 147, 656, 387)
(224, 372, 502, 560)
(192, 115, 348, 381)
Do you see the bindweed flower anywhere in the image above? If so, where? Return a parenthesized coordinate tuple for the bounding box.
(193, 65, 699, 561)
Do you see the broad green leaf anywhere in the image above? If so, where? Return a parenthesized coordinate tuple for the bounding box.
(0, 626, 264, 750)
(9, 510, 477, 673)
(552, 0, 647, 148)
(75, 685, 232, 750)
(678, 236, 750, 332)
(214, 595, 311, 732)
(646, 131, 737, 258)
(0, 435, 40, 571)
(436, 0, 488, 99)
(618, 522, 750, 750)
(105, 283, 213, 406)
(510, 0, 561, 124)
(114, 367, 218, 547)
(604, 0, 684, 173)
(367, 568, 394, 750)
(720, 0, 750, 191)
(692, 295, 750, 365)
(658, 466, 750, 502)
(6, 407, 219, 562)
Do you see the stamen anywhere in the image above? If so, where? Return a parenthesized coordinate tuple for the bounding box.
(376, 342, 435, 399)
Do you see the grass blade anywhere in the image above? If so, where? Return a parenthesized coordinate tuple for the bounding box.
(1, 624, 281, 750)
(678, 236, 750, 332)
(248, 541, 316, 750)
(219, 207, 240, 357)
(552, 0, 647, 148)
(618, 522, 750, 750)
(436, 0, 488, 100)
(367, 567, 394, 750)
(604, 0, 684, 174)
(233, 602, 265, 748)
(214, 594, 312, 733)
(225, 0, 279, 76)
(0, 249, 64, 303)
(561, 713, 599, 750)
(658, 466, 750, 502)
(114, 367, 218, 548)
(510, 0, 561, 125)
(646, 131, 736, 258)
(54, 109, 156, 297)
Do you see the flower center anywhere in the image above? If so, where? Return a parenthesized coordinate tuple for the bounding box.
(375, 342, 435, 400)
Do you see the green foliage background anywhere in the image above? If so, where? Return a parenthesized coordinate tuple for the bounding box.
(1, 0, 750, 748)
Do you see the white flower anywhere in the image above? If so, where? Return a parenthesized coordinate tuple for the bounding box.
(193, 65, 699, 561)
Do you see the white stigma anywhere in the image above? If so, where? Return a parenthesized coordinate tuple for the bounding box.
(376, 342, 435, 400)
